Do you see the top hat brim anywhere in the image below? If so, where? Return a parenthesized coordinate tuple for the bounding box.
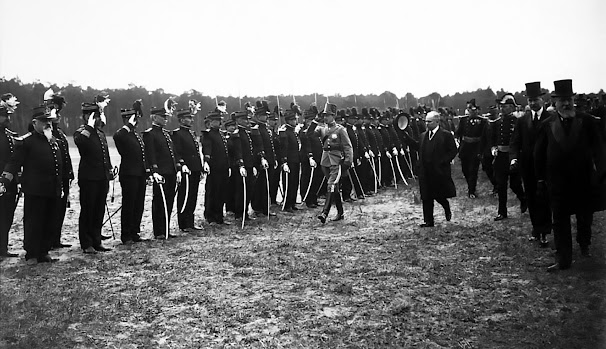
(551, 92, 576, 98)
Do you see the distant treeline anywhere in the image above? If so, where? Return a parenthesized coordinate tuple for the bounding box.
(1, 77, 603, 135)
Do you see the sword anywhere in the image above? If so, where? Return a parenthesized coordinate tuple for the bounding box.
(389, 157, 398, 189)
(315, 175, 326, 197)
(265, 168, 270, 221)
(367, 158, 378, 194)
(378, 157, 382, 185)
(347, 168, 358, 199)
(102, 205, 122, 227)
(105, 202, 116, 240)
(281, 168, 289, 211)
(302, 166, 315, 202)
(351, 166, 366, 198)
(241, 175, 247, 229)
(394, 156, 409, 185)
(158, 181, 169, 239)
(403, 148, 415, 179)
(179, 173, 189, 214)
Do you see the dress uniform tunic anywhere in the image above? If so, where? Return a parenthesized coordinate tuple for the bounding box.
(172, 125, 203, 230)
(455, 115, 487, 196)
(202, 128, 232, 224)
(0, 125, 18, 256)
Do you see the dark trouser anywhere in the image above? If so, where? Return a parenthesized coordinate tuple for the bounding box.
(234, 167, 255, 219)
(0, 184, 17, 254)
(50, 178, 70, 246)
(251, 167, 272, 214)
(494, 152, 524, 216)
(281, 162, 300, 210)
(342, 166, 364, 199)
(481, 153, 497, 189)
(522, 171, 552, 237)
(460, 154, 481, 195)
(305, 165, 323, 206)
(177, 171, 201, 229)
(78, 179, 109, 249)
(270, 165, 280, 205)
(321, 165, 343, 216)
(204, 167, 228, 224)
(120, 175, 146, 242)
(152, 174, 176, 237)
(381, 155, 394, 187)
(23, 194, 57, 260)
(551, 201, 593, 267)
(300, 161, 312, 203)
(225, 168, 236, 213)
(422, 197, 450, 225)
(359, 159, 373, 193)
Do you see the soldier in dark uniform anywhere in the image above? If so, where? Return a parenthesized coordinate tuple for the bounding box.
(455, 99, 488, 198)
(490, 94, 526, 221)
(341, 108, 364, 201)
(233, 110, 262, 221)
(0, 93, 20, 259)
(278, 107, 302, 212)
(317, 103, 353, 223)
(74, 96, 113, 254)
(362, 108, 380, 193)
(43, 90, 74, 249)
(1, 105, 63, 264)
(300, 104, 323, 208)
(385, 110, 406, 184)
(535, 79, 606, 271)
(369, 108, 385, 189)
(143, 101, 184, 239)
(481, 105, 500, 195)
(202, 110, 232, 225)
(353, 108, 373, 195)
(172, 105, 203, 232)
(113, 100, 150, 244)
(378, 111, 397, 187)
(510, 82, 553, 246)
(268, 109, 281, 205)
(251, 100, 276, 217)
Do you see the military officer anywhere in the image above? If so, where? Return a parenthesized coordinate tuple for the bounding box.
(490, 94, 526, 221)
(268, 108, 282, 205)
(362, 108, 380, 193)
(455, 99, 488, 198)
(481, 105, 500, 195)
(74, 96, 114, 254)
(1, 105, 63, 264)
(300, 104, 323, 208)
(0, 93, 20, 259)
(251, 100, 277, 217)
(341, 108, 364, 201)
(113, 100, 150, 244)
(278, 107, 302, 212)
(233, 110, 263, 221)
(143, 100, 184, 239)
(172, 104, 203, 232)
(510, 82, 552, 246)
(317, 103, 353, 224)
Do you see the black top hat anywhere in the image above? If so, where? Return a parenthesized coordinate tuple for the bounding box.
(497, 93, 519, 106)
(524, 81, 546, 98)
(348, 107, 359, 118)
(466, 99, 478, 110)
(551, 79, 575, 98)
(176, 109, 193, 118)
(32, 105, 55, 120)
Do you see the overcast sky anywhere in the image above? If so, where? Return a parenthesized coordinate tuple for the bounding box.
(1, 0, 604, 98)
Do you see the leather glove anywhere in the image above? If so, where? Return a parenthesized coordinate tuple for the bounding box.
(509, 159, 518, 172)
(400, 148, 405, 156)
(252, 167, 258, 177)
(392, 147, 398, 156)
(153, 173, 164, 184)
(491, 146, 498, 157)
(87, 112, 96, 127)
(536, 180, 547, 199)
(203, 162, 210, 174)
(128, 114, 136, 127)
(309, 158, 317, 168)
(282, 163, 290, 173)
(176, 171, 182, 184)
(364, 151, 370, 159)
(239, 166, 247, 177)
(369, 150, 375, 158)
(261, 158, 269, 170)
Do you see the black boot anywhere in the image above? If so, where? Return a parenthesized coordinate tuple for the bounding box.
(332, 192, 344, 221)
(317, 192, 333, 224)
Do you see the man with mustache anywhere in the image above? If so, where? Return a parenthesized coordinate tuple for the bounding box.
(74, 96, 114, 254)
(535, 79, 606, 271)
(0, 105, 63, 265)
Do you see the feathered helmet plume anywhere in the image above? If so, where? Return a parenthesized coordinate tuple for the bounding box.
(1, 93, 20, 114)
(245, 101, 255, 115)
(189, 99, 202, 115)
(216, 100, 227, 114)
(43, 89, 67, 118)
(164, 97, 177, 116)
(290, 101, 302, 116)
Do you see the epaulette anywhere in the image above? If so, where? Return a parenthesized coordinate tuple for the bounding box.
(15, 132, 32, 142)
(278, 125, 287, 132)
(143, 128, 153, 133)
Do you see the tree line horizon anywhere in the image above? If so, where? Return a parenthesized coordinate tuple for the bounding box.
(1, 77, 604, 135)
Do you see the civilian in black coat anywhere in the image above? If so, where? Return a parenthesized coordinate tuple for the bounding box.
(404, 111, 457, 227)
(535, 79, 606, 271)
(74, 101, 113, 253)
(113, 108, 150, 244)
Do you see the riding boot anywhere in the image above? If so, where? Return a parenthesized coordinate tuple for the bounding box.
(317, 191, 333, 224)
(332, 192, 344, 221)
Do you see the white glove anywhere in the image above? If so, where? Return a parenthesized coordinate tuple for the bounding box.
(239, 166, 247, 177)
(128, 114, 136, 127)
(252, 167, 258, 177)
(283, 163, 291, 173)
(369, 150, 375, 158)
(309, 158, 317, 168)
(491, 146, 498, 157)
(356, 158, 362, 166)
(87, 112, 96, 127)
(364, 152, 370, 159)
(400, 148, 405, 156)
(153, 173, 164, 184)
(392, 147, 398, 156)
(261, 158, 269, 170)
(203, 162, 210, 174)
(228, 168, 232, 177)
(0, 183, 5, 196)
(386, 152, 392, 159)
(176, 171, 182, 184)
(510, 159, 518, 166)
(182, 164, 191, 175)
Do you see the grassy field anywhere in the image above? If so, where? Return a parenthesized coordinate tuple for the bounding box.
(0, 140, 605, 348)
